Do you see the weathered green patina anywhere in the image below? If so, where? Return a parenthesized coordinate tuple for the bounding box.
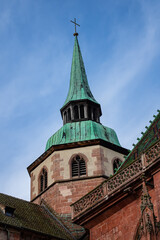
(119, 110, 160, 171)
(45, 121, 120, 151)
(46, 35, 121, 151)
(62, 35, 99, 108)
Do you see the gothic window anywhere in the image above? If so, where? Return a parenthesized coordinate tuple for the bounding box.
(39, 168, 48, 193)
(80, 105, 84, 119)
(71, 155, 86, 177)
(113, 159, 122, 173)
(74, 105, 79, 120)
(68, 108, 71, 121)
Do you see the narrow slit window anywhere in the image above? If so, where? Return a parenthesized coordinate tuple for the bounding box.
(64, 111, 67, 123)
(44, 171, 47, 189)
(39, 168, 48, 193)
(74, 105, 79, 120)
(80, 105, 84, 119)
(93, 108, 96, 121)
(68, 108, 71, 121)
(40, 175, 43, 192)
(88, 106, 91, 119)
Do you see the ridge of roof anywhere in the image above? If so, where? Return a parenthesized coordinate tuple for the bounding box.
(117, 109, 160, 171)
(40, 199, 86, 240)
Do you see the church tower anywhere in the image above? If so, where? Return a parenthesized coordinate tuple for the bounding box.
(27, 27, 129, 214)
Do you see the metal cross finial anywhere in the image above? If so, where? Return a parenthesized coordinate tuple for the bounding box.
(70, 18, 80, 36)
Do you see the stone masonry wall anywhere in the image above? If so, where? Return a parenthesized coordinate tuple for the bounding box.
(0, 228, 54, 240)
(0, 228, 20, 240)
(33, 177, 105, 214)
(87, 170, 160, 240)
(153, 170, 160, 221)
(89, 188, 156, 240)
(30, 145, 125, 201)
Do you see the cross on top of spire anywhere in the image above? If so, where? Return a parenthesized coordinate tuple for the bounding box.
(70, 18, 80, 36)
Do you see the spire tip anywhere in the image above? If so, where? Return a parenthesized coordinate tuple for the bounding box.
(70, 18, 80, 36)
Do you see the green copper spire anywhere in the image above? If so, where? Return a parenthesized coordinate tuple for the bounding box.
(45, 30, 122, 151)
(62, 35, 99, 108)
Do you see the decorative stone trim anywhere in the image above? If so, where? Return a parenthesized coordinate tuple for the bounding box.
(134, 176, 160, 239)
(107, 158, 142, 194)
(71, 140, 160, 219)
(145, 140, 160, 165)
(71, 181, 107, 217)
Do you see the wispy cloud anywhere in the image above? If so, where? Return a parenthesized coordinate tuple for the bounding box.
(96, 5, 160, 106)
(0, 0, 160, 200)
(0, 8, 11, 31)
(89, 1, 160, 148)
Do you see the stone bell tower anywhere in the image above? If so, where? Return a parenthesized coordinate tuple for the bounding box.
(27, 25, 129, 214)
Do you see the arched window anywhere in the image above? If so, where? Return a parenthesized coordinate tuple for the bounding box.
(39, 168, 48, 193)
(113, 159, 122, 173)
(80, 105, 84, 119)
(68, 108, 71, 121)
(71, 155, 86, 177)
(74, 105, 79, 120)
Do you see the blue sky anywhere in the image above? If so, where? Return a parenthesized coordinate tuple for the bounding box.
(0, 0, 160, 200)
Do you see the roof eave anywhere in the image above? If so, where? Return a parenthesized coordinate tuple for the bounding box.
(27, 139, 129, 175)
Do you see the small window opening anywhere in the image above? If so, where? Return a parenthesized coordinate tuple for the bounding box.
(74, 105, 79, 120)
(40, 168, 48, 193)
(68, 108, 71, 121)
(40, 175, 43, 192)
(79, 159, 86, 175)
(72, 155, 86, 177)
(93, 108, 96, 121)
(113, 159, 122, 173)
(80, 105, 84, 119)
(5, 206, 15, 217)
(44, 170, 47, 189)
(88, 106, 91, 119)
(64, 111, 67, 123)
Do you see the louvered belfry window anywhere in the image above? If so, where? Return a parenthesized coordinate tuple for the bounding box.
(40, 168, 48, 192)
(72, 155, 86, 177)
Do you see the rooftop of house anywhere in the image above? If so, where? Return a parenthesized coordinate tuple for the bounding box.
(0, 193, 86, 240)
